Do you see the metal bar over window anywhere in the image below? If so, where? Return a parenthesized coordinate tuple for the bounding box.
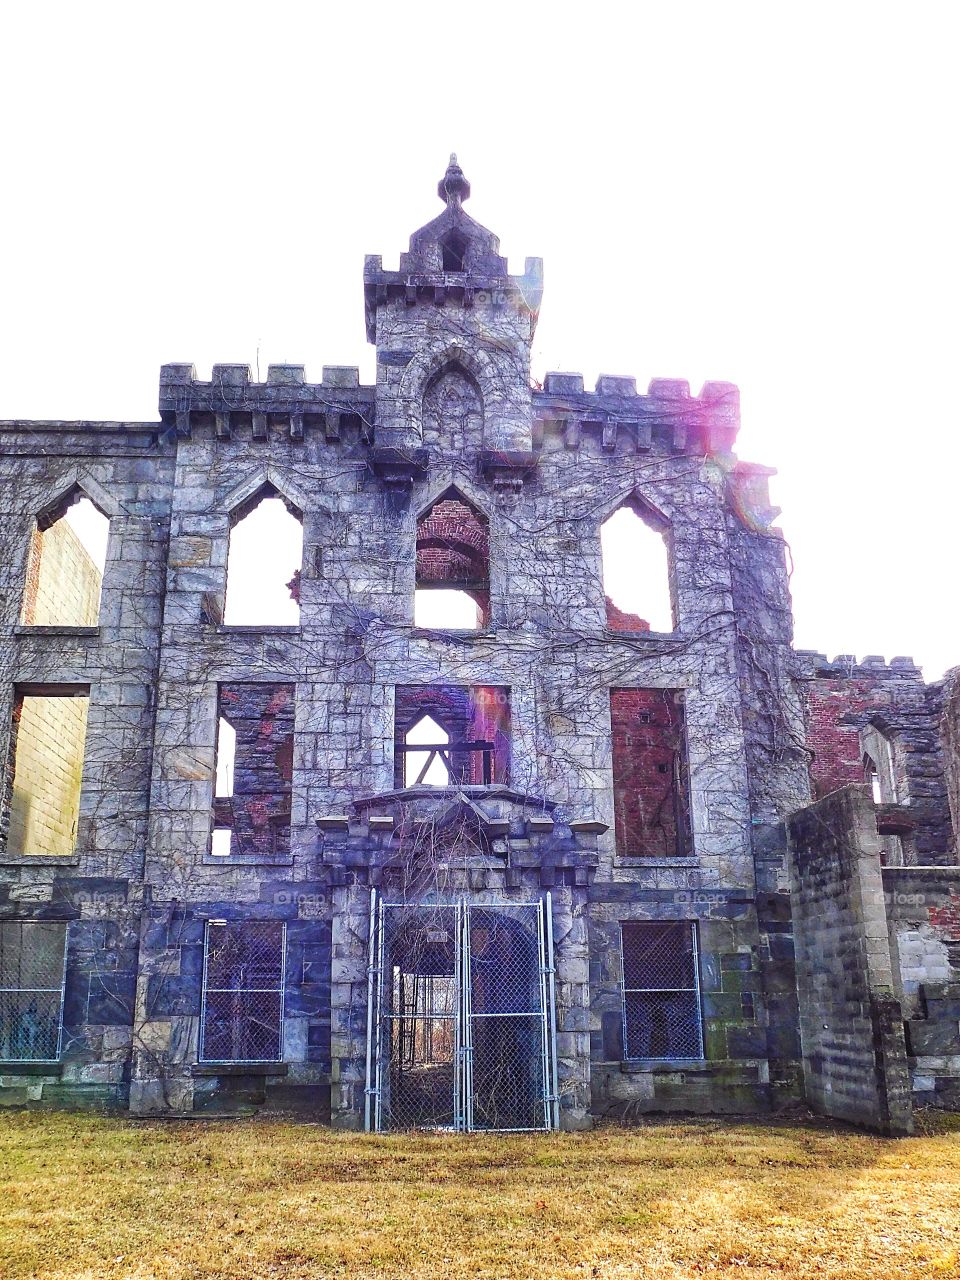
(620, 921, 703, 1061)
(200, 920, 286, 1063)
(0, 920, 68, 1062)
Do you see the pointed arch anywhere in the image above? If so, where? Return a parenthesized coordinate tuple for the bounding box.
(21, 475, 113, 627)
(415, 484, 490, 630)
(601, 489, 674, 634)
(219, 472, 305, 626)
(215, 466, 310, 523)
(399, 343, 498, 442)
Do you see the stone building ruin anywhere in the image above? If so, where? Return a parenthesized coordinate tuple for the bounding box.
(1, 157, 958, 1133)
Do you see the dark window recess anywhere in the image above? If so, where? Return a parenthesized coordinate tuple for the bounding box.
(213, 684, 294, 858)
(440, 231, 468, 272)
(621, 921, 702, 1060)
(611, 688, 691, 858)
(0, 920, 68, 1062)
(200, 920, 285, 1063)
(394, 686, 510, 788)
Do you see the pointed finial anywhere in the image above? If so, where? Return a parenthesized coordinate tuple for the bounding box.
(438, 153, 471, 206)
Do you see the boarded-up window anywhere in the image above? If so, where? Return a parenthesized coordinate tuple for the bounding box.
(611, 689, 690, 858)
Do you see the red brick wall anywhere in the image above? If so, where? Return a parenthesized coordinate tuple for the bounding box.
(611, 688, 689, 857)
(416, 497, 488, 586)
(605, 596, 651, 632)
(215, 683, 294, 857)
(804, 677, 889, 800)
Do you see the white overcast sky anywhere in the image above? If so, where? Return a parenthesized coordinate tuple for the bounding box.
(1, 2, 957, 678)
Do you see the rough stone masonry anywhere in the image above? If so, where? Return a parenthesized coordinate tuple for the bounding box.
(0, 157, 957, 1132)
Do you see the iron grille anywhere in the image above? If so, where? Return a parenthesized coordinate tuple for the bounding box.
(200, 920, 286, 1063)
(620, 921, 703, 1060)
(0, 920, 68, 1062)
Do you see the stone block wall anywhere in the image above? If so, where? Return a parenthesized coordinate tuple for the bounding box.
(786, 785, 913, 1134)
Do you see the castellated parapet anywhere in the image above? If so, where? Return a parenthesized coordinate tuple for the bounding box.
(0, 158, 955, 1130)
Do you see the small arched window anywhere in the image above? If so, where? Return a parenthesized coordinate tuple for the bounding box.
(224, 487, 303, 626)
(601, 500, 673, 633)
(21, 489, 109, 627)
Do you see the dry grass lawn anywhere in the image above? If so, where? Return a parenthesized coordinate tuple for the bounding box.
(1, 1108, 959, 1279)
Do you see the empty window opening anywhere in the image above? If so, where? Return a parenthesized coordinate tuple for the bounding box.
(621, 921, 703, 1060)
(611, 689, 690, 858)
(224, 490, 303, 626)
(601, 503, 672, 633)
(212, 685, 294, 859)
(21, 493, 109, 627)
(3, 690, 90, 858)
(215, 717, 236, 797)
(395, 686, 510, 789)
(200, 920, 285, 1062)
(440, 231, 468, 272)
(865, 757, 884, 805)
(416, 492, 489, 630)
(0, 920, 68, 1061)
(861, 725, 908, 866)
(404, 715, 453, 787)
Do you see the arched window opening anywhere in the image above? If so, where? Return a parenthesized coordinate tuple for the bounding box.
(415, 491, 489, 630)
(404, 715, 452, 787)
(21, 492, 109, 627)
(440, 231, 468, 272)
(224, 489, 303, 626)
(394, 685, 511, 789)
(864, 756, 884, 805)
(601, 503, 673, 633)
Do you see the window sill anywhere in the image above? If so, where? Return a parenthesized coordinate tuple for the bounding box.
(0, 853, 80, 867)
(203, 853, 292, 867)
(620, 1059, 707, 1073)
(191, 1062, 289, 1077)
(214, 625, 302, 636)
(410, 627, 492, 639)
(0, 1061, 63, 1076)
(616, 857, 699, 868)
(14, 625, 100, 637)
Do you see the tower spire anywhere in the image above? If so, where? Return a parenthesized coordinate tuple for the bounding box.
(438, 153, 470, 207)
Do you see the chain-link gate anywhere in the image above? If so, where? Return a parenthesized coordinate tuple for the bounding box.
(365, 895, 559, 1132)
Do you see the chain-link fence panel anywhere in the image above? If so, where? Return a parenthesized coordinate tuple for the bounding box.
(371, 900, 555, 1132)
(621, 921, 703, 1060)
(0, 920, 67, 1061)
(200, 921, 285, 1063)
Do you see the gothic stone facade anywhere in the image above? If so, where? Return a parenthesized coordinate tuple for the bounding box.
(1, 159, 957, 1131)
